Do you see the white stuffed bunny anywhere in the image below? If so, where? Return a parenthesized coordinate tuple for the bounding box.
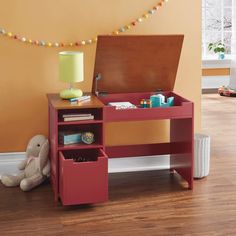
(1, 135, 50, 191)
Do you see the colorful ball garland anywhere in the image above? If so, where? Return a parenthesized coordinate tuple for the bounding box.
(0, 0, 168, 48)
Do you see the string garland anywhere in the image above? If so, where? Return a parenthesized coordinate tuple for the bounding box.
(0, 0, 168, 48)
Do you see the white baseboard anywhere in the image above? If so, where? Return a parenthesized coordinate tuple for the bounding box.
(108, 155, 169, 173)
(202, 75, 230, 89)
(0, 152, 25, 179)
(0, 152, 170, 179)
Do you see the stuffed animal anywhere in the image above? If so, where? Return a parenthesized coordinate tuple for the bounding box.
(1, 135, 50, 191)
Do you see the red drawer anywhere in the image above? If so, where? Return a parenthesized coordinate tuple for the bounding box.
(59, 149, 108, 206)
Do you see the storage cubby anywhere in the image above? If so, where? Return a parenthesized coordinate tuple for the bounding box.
(97, 92, 192, 122)
(58, 108, 103, 123)
(58, 123, 103, 150)
(98, 92, 189, 107)
(59, 149, 108, 205)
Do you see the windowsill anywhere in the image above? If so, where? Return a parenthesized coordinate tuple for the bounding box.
(202, 55, 232, 69)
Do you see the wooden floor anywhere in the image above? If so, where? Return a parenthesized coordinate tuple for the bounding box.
(1, 94, 236, 236)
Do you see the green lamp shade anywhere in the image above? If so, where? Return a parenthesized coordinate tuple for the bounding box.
(59, 51, 84, 83)
(59, 51, 84, 99)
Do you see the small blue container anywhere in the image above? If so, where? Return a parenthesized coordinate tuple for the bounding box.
(150, 95, 174, 107)
(150, 95, 162, 107)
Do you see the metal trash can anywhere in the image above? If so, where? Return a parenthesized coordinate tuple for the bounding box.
(194, 133, 211, 178)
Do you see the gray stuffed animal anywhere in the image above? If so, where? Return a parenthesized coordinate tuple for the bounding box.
(1, 135, 50, 191)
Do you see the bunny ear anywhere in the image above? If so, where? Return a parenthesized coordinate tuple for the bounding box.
(26, 137, 35, 158)
(39, 140, 49, 171)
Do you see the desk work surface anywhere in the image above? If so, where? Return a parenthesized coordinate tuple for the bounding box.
(47, 93, 104, 110)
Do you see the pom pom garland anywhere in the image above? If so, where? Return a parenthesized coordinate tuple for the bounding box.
(0, 0, 169, 48)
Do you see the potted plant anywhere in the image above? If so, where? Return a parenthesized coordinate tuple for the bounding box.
(208, 42, 225, 60)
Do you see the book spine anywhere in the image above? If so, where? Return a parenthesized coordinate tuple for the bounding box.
(64, 115, 94, 122)
(62, 113, 92, 118)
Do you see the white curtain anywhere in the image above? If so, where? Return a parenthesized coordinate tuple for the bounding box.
(230, 0, 236, 89)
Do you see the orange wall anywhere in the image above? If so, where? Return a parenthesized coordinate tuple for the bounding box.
(0, 0, 201, 152)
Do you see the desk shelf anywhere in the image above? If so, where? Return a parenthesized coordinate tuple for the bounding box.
(58, 120, 103, 126)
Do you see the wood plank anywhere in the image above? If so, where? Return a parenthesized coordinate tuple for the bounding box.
(1, 94, 236, 235)
(106, 143, 171, 158)
(202, 68, 230, 76)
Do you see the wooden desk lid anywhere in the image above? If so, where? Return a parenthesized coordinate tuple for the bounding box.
(93, 35, 184, 94)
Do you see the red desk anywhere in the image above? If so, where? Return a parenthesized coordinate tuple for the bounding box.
(48, 35, 194, 206)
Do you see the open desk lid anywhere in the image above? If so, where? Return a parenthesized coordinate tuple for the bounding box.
(93, 35, 184, 94)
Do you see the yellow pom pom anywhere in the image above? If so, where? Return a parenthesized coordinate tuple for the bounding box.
(28, 39, 32, 43)
(81, 41, 86, 45)
(92, 37, 98, 43)
(47, 42, 52, 47)
(143, 14, 149, 19)
(7, 32, 12, 37)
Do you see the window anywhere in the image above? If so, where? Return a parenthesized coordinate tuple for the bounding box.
(202, 0, 232, 58)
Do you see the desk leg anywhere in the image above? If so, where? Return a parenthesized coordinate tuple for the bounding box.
(49, 104, 59, 201)
(170, 118, 194, 189)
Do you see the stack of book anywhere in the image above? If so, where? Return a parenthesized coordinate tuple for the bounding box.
(62, 113, 94, 122)
(108, 102, 137, 110)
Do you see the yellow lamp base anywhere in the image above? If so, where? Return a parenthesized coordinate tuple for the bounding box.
(60, 88, 83, 99)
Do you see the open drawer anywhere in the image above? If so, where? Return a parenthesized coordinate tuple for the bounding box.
(98, 92, 193, 122)
(59, 149, 108, 206)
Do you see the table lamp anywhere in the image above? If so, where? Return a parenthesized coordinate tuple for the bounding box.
(59, 51, 84, 99)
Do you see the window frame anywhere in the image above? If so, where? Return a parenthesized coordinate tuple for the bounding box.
(202, 0, 232, 60)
